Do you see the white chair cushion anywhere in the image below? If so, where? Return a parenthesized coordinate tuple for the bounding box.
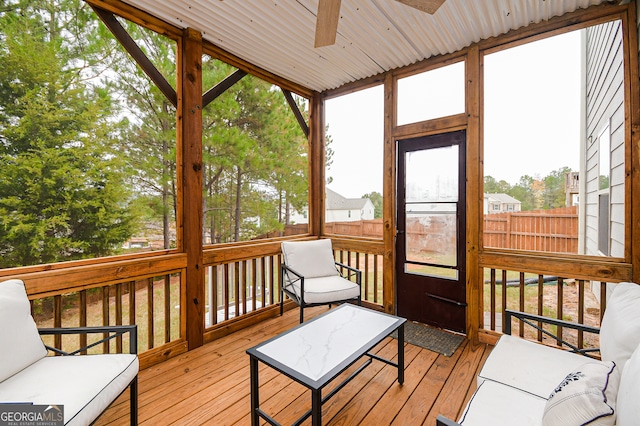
(478, 334, 589, 399)
(293, 276, 360, 305)
(600, 282, 640, 371)
(0, 279, 47, 382)
(282, 239, 339, 278)
(542, 360, 620, 426)
(459, 380, 547, 425)
(617, 343, 640, 426)
(0, 354, 138, 426)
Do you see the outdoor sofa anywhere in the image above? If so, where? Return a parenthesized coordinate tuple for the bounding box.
(437, 281, 640, 426)
(0, 279, 138, 425)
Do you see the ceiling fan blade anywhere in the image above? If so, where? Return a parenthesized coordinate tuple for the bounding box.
(395, 0, 446, 14)
(315, 0, 341, 48)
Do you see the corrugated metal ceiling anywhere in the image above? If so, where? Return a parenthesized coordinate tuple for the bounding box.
(120, 0, 607, 93)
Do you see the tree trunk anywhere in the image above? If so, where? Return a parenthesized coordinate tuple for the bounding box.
(234, 166, 242, 242)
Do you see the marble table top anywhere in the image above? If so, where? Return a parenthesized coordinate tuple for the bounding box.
(250, 304, 404, 387)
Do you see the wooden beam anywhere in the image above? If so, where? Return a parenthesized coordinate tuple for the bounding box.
(202, 69, 247, 108)
(177, 28, 205, 350)
(203, 41, 314, 99)
(84, 0, 183, 40)
(283, 89, 310, 138)
(91, 5, 177, 106)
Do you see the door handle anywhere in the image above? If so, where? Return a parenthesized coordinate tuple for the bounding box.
(426, 293, 467, 307)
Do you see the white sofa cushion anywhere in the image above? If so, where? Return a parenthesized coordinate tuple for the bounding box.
(294, 275, 360, 304)
(459, 380, 547, 425)
(478, 334, 589, 399)
(542, 360, 619, 426)
(282, 239, 339, 279)
(616, 343, 640, 426)
(600, 282, 640, 372)
(0, 279, 47, 382)
(0, 354, 138, 426)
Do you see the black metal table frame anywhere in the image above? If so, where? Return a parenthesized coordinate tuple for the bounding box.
(246, 305, 406, 426)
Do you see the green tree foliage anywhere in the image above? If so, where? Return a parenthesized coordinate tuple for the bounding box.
(108, 22, 177, 249)
(0, 0, 311, 266)
(363, 191, 383, 219)
(484, 176, 511, 194)
(543, 166, 572, 209)
(485, 167, 573, 212)
(0, 0, 136, 267)
(201, 68, 309, 243)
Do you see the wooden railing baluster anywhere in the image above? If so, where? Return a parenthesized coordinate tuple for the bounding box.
(147, 278, 154, 350)
(501, 270, 507, 333)
(252, 258, 258, 312)
(212, 266, 218, 326)
(518, 272, 525, 338)
(557, 277, 563, 347)
(102, 287, 110, 353)
(260, 259, 266, 309)
(490, 268, 496, 331)
(600, 283, 607, 322)
(223, 264, 230, 321)
(234, 261, 241, 317)
(272, 255, 278, 305)
(116, 283, 123, 352)
(164, 275, 171, 343)
(80, 290, 88, 354)
(578, 279, 585, 349)
(54, 295, 62, 351)
(374, 255, 379, 303)
(364, 253, 369, 302)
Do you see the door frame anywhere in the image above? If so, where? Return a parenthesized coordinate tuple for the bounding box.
(395, 130, 467, 332)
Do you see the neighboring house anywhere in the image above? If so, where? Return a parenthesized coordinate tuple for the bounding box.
(289, 188, 375, 224)
(483, 193, 522, 215)
(582, 20, 625, 260)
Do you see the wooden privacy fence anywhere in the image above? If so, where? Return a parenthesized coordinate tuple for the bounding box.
(281, 207, 578, 253)
(324, 219, 384, 238)
(483, 206, 578, 253)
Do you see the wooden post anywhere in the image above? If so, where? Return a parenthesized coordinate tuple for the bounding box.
(623, 1, 640, 283)
(309, 93, 324, 237)
(382, 72, 395, 314)
(178, 28, 204, 350)
(466, 45, 481, 340)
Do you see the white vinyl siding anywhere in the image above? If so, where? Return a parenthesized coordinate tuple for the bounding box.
(584, 20, 625, 258)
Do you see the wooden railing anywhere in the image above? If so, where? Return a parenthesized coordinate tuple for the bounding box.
(483, 267, 608, 351)
(32, 272, 184, 361)
(203, 239, 385, 333)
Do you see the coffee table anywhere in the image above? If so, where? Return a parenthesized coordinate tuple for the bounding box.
(246, 304, 406, 426)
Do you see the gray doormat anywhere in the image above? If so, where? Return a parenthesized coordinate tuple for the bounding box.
(391, 321, 465, 357)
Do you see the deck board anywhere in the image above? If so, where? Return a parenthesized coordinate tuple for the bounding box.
(96, 306, 491, 426)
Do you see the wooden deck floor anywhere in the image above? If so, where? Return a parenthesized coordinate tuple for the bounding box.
(96, 306, 492, 426)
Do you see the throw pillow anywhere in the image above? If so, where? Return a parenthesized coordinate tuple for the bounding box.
(542, 360, 620, 426)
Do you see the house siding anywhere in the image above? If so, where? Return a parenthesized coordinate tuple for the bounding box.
(584, 19, 625, 258)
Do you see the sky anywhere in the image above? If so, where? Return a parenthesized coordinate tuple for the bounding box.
(324, 29, 582, 199)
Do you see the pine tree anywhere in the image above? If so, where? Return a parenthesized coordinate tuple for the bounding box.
(0, 0, 136, 267)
